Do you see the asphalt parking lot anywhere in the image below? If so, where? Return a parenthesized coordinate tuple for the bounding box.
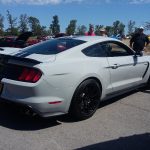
(0, 87, 150, 150)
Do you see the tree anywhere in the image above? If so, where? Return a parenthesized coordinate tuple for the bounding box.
(113, 20, 120, 35)
(76, 25, 87, 35)
(6, 10, 18, 35)
(145, 22, 150, 30)
(105, 26, 114, 36)
(36, 25, 47, 36)
(94, 25, 104, 35)
(0, 14, 4, 35)
(50, 15, 60, 35)
(19, 14, 29, 33)
(66, 20, 77, 35)
(28, 16, 40, 36)
(128, 20, 136, 35)
(112, 20, 125, 36)
(118, 23, 125, 36)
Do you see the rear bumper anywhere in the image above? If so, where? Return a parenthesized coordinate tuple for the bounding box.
(0, 78, 73, 117)
(0, 98, 66, 117)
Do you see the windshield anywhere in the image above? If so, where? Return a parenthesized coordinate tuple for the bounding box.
(15, 38, 86, 57)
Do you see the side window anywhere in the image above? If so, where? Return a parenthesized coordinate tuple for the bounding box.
(105, 42, 134, 57)
(82, 43, 107, 57)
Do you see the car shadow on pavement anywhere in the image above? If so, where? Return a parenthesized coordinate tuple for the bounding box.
(0, 102, 61, 131)
(76, 133, 150, 150)
(99, 86, 150, 109)
(58, 90, 139, 123)
(140, 86, 150, 94)
(0, 87, 148, 130)
(60, 87, 150, 123)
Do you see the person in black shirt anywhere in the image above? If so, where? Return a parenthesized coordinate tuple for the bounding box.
(130, 26, 149, 54)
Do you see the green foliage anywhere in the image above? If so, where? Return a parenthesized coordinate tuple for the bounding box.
(76, 25, 87, 35)
(66, 20, 77, 35)
(2, 11, 146, 38)
(50, 15, 60, 35)
(105, 26, 113, 36)
(0, 14, 4, 35)
(112, 20, 125, 36)
(128, 20, 136, 35)
(28, 17, 49, 36)
(19, 14, 29, 33)
(145, 22, 150, 30)
(5, 27, 19, 36)
(6, 10, 18, 35)
(28, 16, 41, 36)
(37, 25, 48, 36)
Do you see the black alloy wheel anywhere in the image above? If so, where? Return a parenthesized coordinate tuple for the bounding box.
(70, 79, 101, 120)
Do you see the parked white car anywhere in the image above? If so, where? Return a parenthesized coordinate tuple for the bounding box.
(0, 36, 150, 120)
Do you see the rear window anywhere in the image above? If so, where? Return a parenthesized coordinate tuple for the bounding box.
(15, 38, 85, 57)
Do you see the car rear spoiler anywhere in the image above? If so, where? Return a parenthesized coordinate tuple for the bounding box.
(0, 54, 41, 65)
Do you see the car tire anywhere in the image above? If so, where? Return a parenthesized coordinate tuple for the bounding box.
(70, 79, 101, 121)
(146, 75, 150, 88)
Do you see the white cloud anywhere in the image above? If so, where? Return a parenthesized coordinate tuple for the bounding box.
(0, 0, 110, 5)
(0, 0, 150, 5)
(129, 0, 150, 4)
(0, 0, 62, 5)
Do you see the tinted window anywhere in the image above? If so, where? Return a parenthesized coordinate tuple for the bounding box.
(82, 43, 107, 57)
(15, 38, 85, 57)
(104, 42, 134, 57)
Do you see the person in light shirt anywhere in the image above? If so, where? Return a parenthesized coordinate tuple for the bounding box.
(99, 28, 108, 37)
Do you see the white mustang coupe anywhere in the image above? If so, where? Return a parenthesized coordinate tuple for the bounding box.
(0, 36, 150, 120)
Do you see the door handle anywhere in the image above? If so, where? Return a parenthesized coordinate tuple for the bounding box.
(111, 64, 119, 69)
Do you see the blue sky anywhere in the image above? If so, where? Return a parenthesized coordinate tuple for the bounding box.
(0, 0, 150, 33)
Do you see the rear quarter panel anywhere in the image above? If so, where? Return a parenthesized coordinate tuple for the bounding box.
(38, 56, 112, 112)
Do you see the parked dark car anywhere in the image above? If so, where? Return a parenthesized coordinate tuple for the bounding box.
(0, 32, 32, 48)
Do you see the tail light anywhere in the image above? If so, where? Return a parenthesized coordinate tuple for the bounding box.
(18, 67, 42, 83)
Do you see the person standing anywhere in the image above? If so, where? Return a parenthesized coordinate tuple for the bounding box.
(99, 28, 107, 37)
(130, 26, 149, 54)
(85, 25, 95, 36)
